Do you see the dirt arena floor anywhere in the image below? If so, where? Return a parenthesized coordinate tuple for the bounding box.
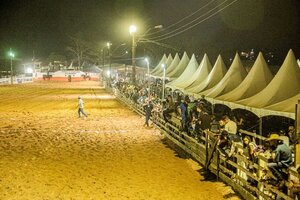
(0, 81, 240, 200)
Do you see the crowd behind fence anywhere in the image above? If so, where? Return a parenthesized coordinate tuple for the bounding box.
(110, 80, 300, 200)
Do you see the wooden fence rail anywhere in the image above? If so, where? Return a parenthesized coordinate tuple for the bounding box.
(112, 88, 299, 200)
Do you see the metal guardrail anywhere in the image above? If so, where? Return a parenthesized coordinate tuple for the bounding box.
(112, 87, 298, 200)
(0, 77, 33, 85)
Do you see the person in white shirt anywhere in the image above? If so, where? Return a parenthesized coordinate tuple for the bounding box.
(221, 115, 237, 135)
(78, 96, 88, 118)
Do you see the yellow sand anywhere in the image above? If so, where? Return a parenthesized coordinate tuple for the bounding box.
(0, 81, 240, 200)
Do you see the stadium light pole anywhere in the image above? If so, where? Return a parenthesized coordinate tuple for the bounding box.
(129, 24, 163, 85)
(129, 25, 137, 85)
(161, 63, 166, 100)
(107, 42, 112, 80)
(145, 58, 150, 98)
(9, 49, 15, 84)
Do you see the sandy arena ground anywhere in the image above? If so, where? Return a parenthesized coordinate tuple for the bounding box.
(0, 81, 240, 200)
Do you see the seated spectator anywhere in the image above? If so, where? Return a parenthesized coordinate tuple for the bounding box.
(266, 133, 293, 187)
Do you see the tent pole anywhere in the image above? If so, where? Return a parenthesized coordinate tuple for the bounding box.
(259, 117, 263, 145)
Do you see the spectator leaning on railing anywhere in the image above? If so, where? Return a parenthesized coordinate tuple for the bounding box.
(220, 115, 237, 138)
(266, 133, 292, 188)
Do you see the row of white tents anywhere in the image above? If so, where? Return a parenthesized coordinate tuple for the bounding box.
(150, 50, 300, 119)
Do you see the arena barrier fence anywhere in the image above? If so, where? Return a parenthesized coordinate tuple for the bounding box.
(0, 77, 33, 85)
(111, 87, 299, 200)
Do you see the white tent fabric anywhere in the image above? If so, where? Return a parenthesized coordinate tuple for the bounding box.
(217, 52, 273, 101)
(238, 49, 300, 108)
(186, 54, 227, 94)
(265, 93, 300, 113)
(166, 54, 198, 89)
(201, 53, 247, 98)
(163, 53, 180, 76)
(167, 52, 190, 79)
(151, 54, 174, 77)
(297, 59, 300, 67)
(151, 54, 167, 74)
(206, 97, 295, 119)
(173, 54, 212, 90)
(184, 54, 212, 91)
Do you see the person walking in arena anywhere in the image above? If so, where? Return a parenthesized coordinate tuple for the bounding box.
(143, 98, 153, 127)
(78, 96, 88, 118)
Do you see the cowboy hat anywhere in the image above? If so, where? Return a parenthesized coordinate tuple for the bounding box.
(266, 134, 282, 141)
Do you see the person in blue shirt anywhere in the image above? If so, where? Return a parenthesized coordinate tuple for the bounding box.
(180, 96, 189, 133)
(266, 133, 292, 186)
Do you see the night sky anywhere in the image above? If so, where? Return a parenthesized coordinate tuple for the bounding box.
(0, 0, 299, 64)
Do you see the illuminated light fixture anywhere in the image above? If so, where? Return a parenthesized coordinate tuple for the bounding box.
(129, 25, 137, 35)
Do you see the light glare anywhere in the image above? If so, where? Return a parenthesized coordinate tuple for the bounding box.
(129, 25, 137, 35)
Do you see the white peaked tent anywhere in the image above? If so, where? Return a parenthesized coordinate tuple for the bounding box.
(184, 54, 213, 91)
(217, 52, 274, 101)
(164, 53, 180, 76)
(238, 49, 300, 108)
(186, 55, 227, 94)
(297, 59, 300, 67)
(151, 54, 167, 74)
(152, 54, 173, 77)
(166, 54, 198, 89)
(201, 53, 248, 98)
(265, 93, 300, 113)
(174, 54, 212, 90)
(167, 52, 190, 79)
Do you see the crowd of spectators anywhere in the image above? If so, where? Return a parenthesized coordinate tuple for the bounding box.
(113, 79, 299, 199)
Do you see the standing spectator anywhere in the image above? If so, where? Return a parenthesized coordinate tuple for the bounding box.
(220, 115, 237, 137)
(199, 108, 212, 132)
(78, 96, 88, 118)
(163, 95, 175, 123)
(180, 96, 189, 133)
(143, 99, 153, 127)
(243, 136, 258, 186)
(288, 125, 297, 146)
(243, 136, 257, 162)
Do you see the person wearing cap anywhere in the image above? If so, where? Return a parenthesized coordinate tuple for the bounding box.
(78, 96, 88, 118)
(266, 133, 292, 186)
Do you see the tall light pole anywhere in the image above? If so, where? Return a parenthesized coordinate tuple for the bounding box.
(107, 42, 112, 80)
(145, 58, 150, 98)
(9, 49, 15, 84)
(161, 63, 166, 100)
(101, 49, 105, 69)
(129, 24, 163, 85)
(129, 25, 137, 85)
